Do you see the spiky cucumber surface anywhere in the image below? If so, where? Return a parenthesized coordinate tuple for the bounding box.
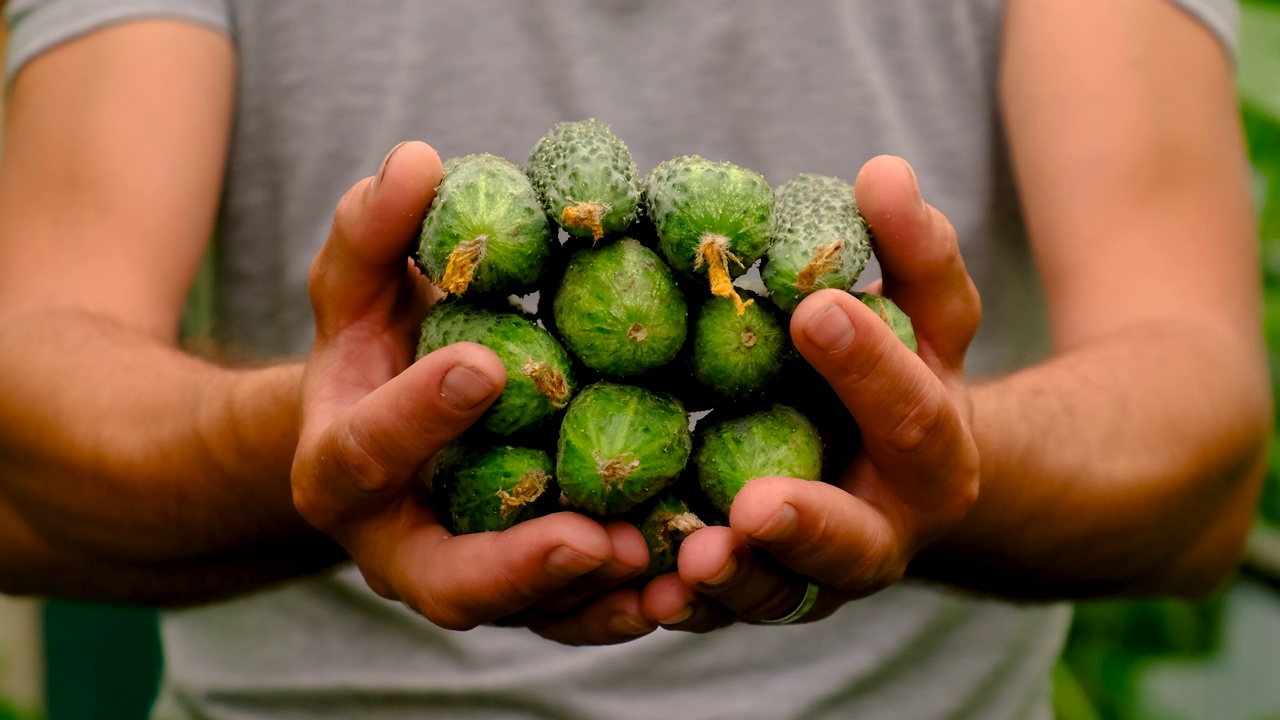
(525, 119, 642, 241)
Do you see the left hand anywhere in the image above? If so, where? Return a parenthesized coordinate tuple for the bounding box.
(641, 154, 983, 629)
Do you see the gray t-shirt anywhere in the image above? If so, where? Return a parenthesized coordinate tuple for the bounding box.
(6, 2, 1238, 718)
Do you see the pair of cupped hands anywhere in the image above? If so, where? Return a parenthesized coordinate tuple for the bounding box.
(290, 141, 982, 645)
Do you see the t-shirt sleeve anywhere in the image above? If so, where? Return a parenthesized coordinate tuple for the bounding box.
(1165, 0, 1240, 61)
(4, 0, 233, 82)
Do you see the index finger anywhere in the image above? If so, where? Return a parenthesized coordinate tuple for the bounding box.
(854, 155, 980, 370)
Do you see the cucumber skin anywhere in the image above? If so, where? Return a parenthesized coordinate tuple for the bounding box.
(556, 382, 692, 516)
(435, 444, 553, 535)
(553, 238, 688, 377)
(852, 291, 918, 352)
(644, 155, 774, 278)
(525, 119, 642, 238)
(694, 405, 823, 515)
(762, 173, 871, 313)
(418, 153, 552, 296)
(636, 492, 703, 578)
(690, 293, 789, 399)
(418, 301, 574, 436)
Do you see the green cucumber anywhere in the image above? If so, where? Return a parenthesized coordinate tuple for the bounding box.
(644, 156, 774, 316)
(556, 382, 692, 515)
(553, 238, 688, 376)
(761, 173, 871, 313)
(434, 442, 554, 535)
(852, 291, 918, 352)
(636, 493, 704, 577)
(694, 405, 823, 514)
(418, 301, 574, 435)
(525, 119, 642, 241)
(690, 291, 789, 399)
(418, 154, 552, 297)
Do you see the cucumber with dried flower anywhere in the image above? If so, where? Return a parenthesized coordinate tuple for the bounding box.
(418, 300, 574, 435)
(556, 381, 692, 515)
(761, 173, 871, 313)
(433, 442, 554, 535)
(418, 153, 552, 297)
(525, 119, 642, 241)
(636, 493, 705, 577)
(645, 156, 774, 316)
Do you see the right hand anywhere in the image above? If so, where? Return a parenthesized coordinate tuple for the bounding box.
(290, 141, 655, 645)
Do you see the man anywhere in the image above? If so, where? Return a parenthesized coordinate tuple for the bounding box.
(0, 0, 1268, 717)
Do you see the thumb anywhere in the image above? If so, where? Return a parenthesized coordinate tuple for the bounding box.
(309, 141, 444, 338)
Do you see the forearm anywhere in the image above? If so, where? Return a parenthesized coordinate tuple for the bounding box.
(911, 318, 1270, 598)
(0, 495, 344, 605)
(0, 306, 340, 599)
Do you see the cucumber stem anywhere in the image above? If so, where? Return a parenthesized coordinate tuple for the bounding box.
(593, 450, 641, 487)
(520, 358, 570, 408)
(561, 201, 608, 242)
(652, 510, 706, 553)
(794, 239, 845, 293)
(495, 470, 550, 521)
(695, 233, 753, 316)
(439, 235, 488, 295)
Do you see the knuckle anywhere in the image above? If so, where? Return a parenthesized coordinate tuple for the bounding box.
(833, 523, 899, 592)
(289, 481, 327, 528)
(880, 390, 945, 455)
(331, 424, 395, 494)
(828, 333, 889, 392)
(416, 591, 478, 632)
(941, 451, 982, 524)
(489, 533, 554, 608)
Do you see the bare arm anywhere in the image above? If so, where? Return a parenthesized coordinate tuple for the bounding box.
(0, 22, 655, 644)
(0, 20, 339, 602)
(912, 0, 1270, 597)
(644, 0, 1270, 628)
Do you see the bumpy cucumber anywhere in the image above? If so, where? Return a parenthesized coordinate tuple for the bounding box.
(433, 442, 553, 535)
(418, 301, 574, 435)
(525, 119, 642, 241)
(645, 156, 774, 316)
(556, 382, 692, 515)
(418, 154, 552, 297)
(852, 291, 918, 352)
(690, 291, 789, 399)
(694, 405, 823, 514)
(762, 174, 871, 314)
(553, 238, 688, 377)
(636, 492, 704, 577)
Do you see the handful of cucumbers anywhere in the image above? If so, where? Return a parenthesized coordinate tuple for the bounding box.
(415, 120, 916, 576)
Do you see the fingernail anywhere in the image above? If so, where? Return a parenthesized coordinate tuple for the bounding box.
(544, 545, 602, 579)
(608, 613, 655, 637)
(371, 141, 410, 195)
(440, 364, 497, 410)
(704, 554, 739, 587)
(751, 503, 798, 542)
(659, 605, 694, 626)
(804, 303, 856, 352)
